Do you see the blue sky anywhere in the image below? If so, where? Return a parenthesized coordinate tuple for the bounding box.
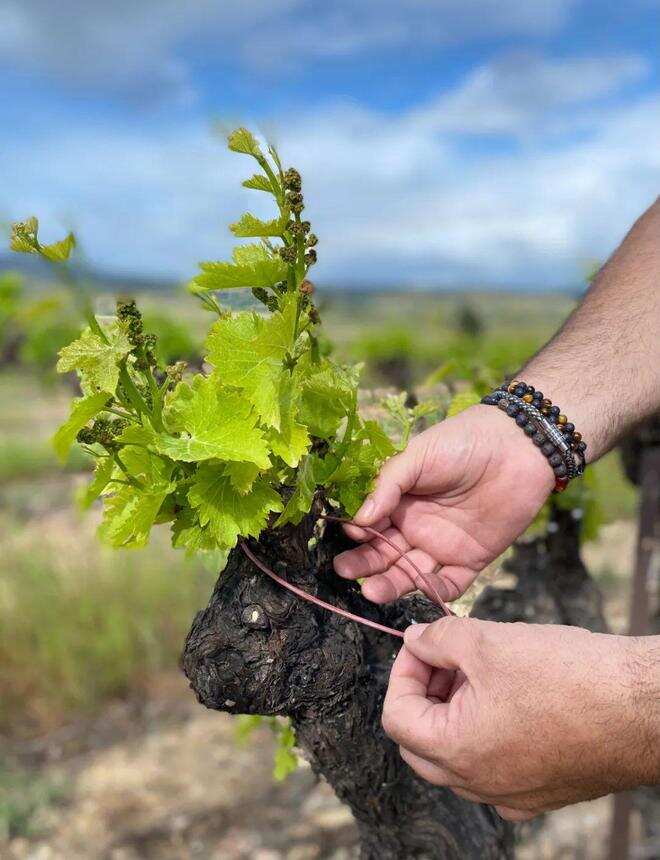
(2, 0, 659, 288)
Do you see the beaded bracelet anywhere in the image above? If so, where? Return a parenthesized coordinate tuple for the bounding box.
(481, 380, 587, 493)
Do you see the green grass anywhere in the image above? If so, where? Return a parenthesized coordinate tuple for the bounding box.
(0, 509, 217, 736)
(0, 438, 91, 482)
(0, 762, 67, 841)
(0, 370, 93, 482)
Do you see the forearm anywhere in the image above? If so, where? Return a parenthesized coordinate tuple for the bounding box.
(522, 198, 660, 461)
(628, 634, 660, 786)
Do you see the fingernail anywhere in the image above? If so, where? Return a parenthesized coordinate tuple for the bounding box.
(355, 497, 375, 523)
(404, 623, 428, 643)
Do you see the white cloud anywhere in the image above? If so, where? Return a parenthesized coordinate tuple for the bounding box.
(3, 55, 659, 288)
(240, 0, 576, 67)
(0, 0, 296, 102)
(277, 90, 660, 287)
(412, 52, 650, 136)
(0, 0, 575, 100)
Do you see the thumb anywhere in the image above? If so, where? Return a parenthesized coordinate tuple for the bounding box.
(403, 617, 483, 672)
(354, 446, 422, 525)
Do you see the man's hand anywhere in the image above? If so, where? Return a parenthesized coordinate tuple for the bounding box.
(383, 618, 658, 820)
(334, 405, 554, 603)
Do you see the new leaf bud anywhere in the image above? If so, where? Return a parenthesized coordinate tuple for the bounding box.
(252, 287, 278, 312)
(76, 427, 96, 445)
(116, 299, 142, 322)
(165, 361, 187, 385)
(286, 191, 304, 214)
(283, 167, 302, 191)
(278, 246, 297, 264)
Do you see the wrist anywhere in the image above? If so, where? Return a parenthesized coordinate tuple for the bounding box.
(479, 378, 585, 490)
(518, 368, 601, 463)
(473, 404, 556, 496)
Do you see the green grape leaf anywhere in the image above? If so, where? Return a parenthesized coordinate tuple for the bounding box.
(327, 424, 391, 516)
(243, 174, 274, 193)
(383, 392, 408, 424)
(171, 508, 218, 556)
(99, 448, 176, 548)
(56, 320, 132, 393)
(357, 420, 397, 460)
(192, 244, 288, 292)
(10, 217, 40, 254)
(227, 127, 263, 158)
(157, 375, 271, 466)
(230, 211, 289, 238)
(77, 455, 115, 510)
(40, 232, 76, 262)
(188, 465, 282, 549)
(447, 388, 481, 418)
(275, 453, 333, 527)
(267, 420, 309, 468)
(52, 390, 111, 462)
(265, 377, 310, 467)
(327, 437, 375, 485)
(116, 423, 157, 447)
(299, 362, 357, 439)
(224, 460, 261, 495)
(10, 218, 76, 262)
(205, 294, 298, 429)
(337, 479, 370, 517)
(232, 244, 274, 267)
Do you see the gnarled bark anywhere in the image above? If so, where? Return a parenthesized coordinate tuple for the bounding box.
(182, 500, 513, 859)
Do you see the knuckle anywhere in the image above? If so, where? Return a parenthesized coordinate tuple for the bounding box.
(425, 615, 467, 649)
(461, 618, 494, 665)
(469, 622, 488, 657)
(375, 531, 405, 564)
(361, 543, 384, 573)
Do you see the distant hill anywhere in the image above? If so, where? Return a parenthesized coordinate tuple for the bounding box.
(0, 253, 583, 300)
(0, 253, 180, 294)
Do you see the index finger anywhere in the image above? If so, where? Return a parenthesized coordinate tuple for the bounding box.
(382, 646, 450, 758)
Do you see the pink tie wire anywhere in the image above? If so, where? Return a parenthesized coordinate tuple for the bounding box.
(239, 513, 453, 640)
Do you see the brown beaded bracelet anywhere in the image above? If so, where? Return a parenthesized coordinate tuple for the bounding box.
(481, 379, 587, 492)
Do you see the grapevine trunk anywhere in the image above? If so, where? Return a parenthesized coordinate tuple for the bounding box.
(182, 500, 514, 859)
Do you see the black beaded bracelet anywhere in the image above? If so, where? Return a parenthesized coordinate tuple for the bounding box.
(481, 380, 587, 492)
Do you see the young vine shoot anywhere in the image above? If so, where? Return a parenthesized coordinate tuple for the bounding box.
(10, 129, 431, 558)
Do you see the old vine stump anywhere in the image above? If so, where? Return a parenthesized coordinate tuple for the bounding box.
(182, 501, 513, 859)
